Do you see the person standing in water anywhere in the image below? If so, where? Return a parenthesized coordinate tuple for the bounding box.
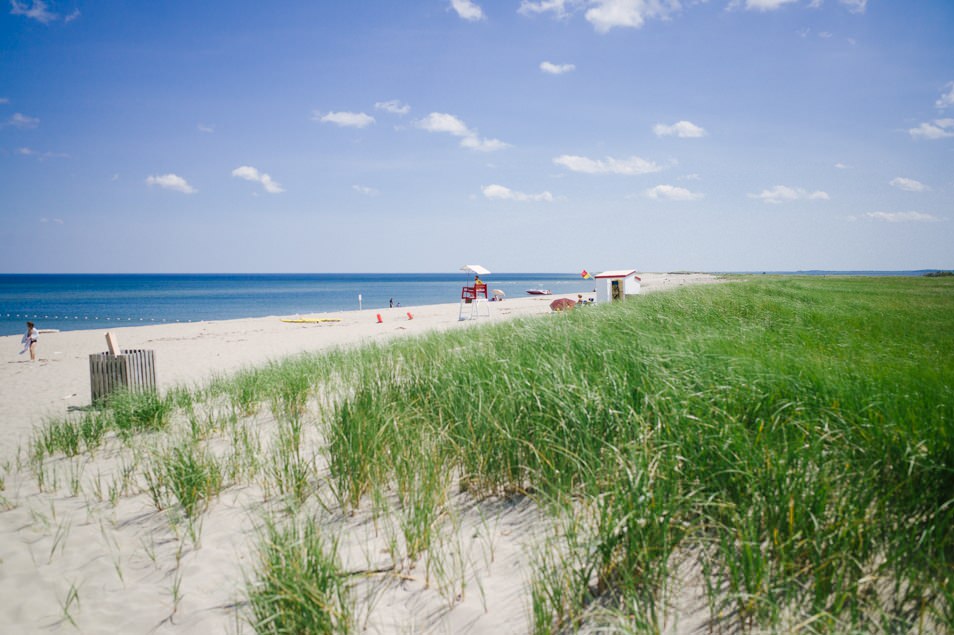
(22, 321, 38, 361)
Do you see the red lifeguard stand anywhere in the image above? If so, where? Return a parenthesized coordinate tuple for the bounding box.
(459, 265, 491, 320)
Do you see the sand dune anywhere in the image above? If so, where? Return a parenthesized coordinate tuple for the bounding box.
(0, 274, 720, 634)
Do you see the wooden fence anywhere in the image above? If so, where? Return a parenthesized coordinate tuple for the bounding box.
(89, 349, 157, 403)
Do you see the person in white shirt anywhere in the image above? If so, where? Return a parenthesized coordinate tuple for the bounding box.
(21, 321, 38, 361)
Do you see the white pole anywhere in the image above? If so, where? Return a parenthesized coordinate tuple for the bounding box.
(358, 294, 362, 310)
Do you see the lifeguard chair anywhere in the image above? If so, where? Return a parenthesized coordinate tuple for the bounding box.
(458, 264, 492, 320)
(459, 282, 490, 320)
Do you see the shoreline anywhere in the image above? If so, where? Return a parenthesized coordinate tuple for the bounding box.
(0, 271, 588, 338)
(4, 269, 939, 337)
(0, 272, 740, 635)
(0, 272, 722, 461)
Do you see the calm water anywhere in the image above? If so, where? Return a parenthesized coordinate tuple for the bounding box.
(0, 273, 589, 336)
(2, 271, 941, 337)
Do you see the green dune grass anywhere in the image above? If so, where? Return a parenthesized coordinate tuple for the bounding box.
(24, 276, 954, 633)
(316, 275, 953, 632)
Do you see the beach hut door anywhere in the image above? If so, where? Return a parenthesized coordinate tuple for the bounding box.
(611, 280, 622, 301)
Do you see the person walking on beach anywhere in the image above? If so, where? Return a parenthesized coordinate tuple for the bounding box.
(21, 321, 38, 361)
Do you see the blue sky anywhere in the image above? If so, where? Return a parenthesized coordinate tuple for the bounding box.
(1, 0, 952, 273)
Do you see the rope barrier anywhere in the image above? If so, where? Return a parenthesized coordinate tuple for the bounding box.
(2, 312, 192, 324)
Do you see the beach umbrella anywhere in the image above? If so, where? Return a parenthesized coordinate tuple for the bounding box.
(492, 289, 505, 297)
(460, 264, 491, 276)
(549, 298, 576, 312)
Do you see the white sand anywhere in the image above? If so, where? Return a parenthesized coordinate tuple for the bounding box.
(0, 273, 720, 634)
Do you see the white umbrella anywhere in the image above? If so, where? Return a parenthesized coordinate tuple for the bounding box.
(460, 264, 491, 276)
(492, 289, 505, 297)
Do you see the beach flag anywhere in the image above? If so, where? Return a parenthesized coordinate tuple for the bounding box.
(581, 269, 593, 279)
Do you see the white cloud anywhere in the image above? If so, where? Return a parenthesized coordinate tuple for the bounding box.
(461, 136, 510, 152)
(482, 184, 554, 202)
(518, 0, 575, 18)
(416, 112, 471, 136)
(146, 174, 197, 194)
(585, 0, 679, 32)
(554, 154, 662, 175)
(10, 0, 57, 23)
(732, 0, 863, 11)
(834, 162, 850, 169)
(64, 8, 80, 22)
(232, 166, 284, 194)
(936, 82, 954, 110)
(17, 146, 68, 159)
(839, 0, 866, 13)
(864, 211, 940, 223)
(40, 217, 64, 224)
(6, 112, 39, 128)
(522, 0, 859, 31)
(737, 0, 799, 11)
(0, 97, 9, 104)
(645, 184, 703, 200)
(749, 185, 829, 203)
(653, 120, 707, 138)
(374, 100, 410, 115)
(415, 112, 510, 152)
(909, 119, 954, 140)
(352, 185, 380, 196)
(450, 0, 484, 21)
(540, 61, 576, 74)
(314, 110, 375, 128)
(197, 123, 214, 133)
(890, 177, 928, 192)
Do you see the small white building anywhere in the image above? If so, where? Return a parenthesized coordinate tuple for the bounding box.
(594, 269, 641, 303)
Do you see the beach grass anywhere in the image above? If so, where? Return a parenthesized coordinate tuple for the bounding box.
(18, 275, 954, 633)
(143, 438, 224, 519)
(246, 517, 352, 635)
(313, 275, 953, 631)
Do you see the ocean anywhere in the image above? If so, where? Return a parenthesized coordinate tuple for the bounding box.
(0, 273, 587, 337)
(1, 271, 942, 337)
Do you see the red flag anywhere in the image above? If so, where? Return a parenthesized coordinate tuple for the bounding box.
(581, 269, 593, 279)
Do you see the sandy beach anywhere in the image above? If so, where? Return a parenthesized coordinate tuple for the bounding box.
(0, 273, 721, 634)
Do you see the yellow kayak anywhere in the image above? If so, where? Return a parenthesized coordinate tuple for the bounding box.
(280, 318, 342, 324)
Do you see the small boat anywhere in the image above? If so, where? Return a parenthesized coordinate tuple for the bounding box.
(526, 289, 552, 295)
